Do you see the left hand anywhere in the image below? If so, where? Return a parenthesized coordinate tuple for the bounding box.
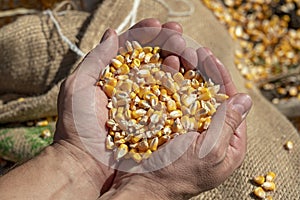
(54, 18, 186, 194)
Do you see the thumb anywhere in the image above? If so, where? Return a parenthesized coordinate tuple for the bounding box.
(198, 93, 252, 159)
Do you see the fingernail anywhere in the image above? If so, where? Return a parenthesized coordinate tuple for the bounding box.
(230, 94, 252, 120)
(100, 28, 112, 43)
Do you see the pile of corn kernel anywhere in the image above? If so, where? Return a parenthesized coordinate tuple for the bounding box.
(252, 172, 276, 199)
(202, 0, 300, 85)
(98, 41, 228, 163)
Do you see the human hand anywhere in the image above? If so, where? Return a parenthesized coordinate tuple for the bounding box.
(101, 39, 252, 199)
(53, 18, 186, 194)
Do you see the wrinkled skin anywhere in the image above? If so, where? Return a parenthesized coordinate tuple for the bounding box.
(54, 18, 252, 198)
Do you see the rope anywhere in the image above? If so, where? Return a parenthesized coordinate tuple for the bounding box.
(116, 0, 141, 34)
(0, 8, 38, 18)
(43, 10, 85, 57)
(116, 0, 194, 34)
(155, 0, 194, 17)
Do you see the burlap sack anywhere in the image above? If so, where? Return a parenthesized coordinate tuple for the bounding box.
(0, 10, 89, 123)
(0, 0, 299, 199)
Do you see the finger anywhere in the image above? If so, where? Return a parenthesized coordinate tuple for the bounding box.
(76, 29, 118, 82)
(162, 55, 180, 74)
(149, 22, 183, 48)
(119, 18, 162, 47)
(161, 34, 186, 57)
(162, 21, 183, 34)
(198, 94, 252, 161)
(181, 47, 197, 70)
(196, 47, 237, 96)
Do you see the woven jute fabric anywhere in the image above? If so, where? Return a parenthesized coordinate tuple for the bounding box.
(0, 0, 299, 199)
(0, 10, 89, 123)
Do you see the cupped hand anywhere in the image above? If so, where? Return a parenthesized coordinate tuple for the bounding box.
(108, 44, 252, 199)
(53, 18, 186, 194)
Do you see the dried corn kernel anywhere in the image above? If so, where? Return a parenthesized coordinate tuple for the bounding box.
(253, 187, 266, 199)
(266, 172, 276, 182)
(253, 175, 265, 185)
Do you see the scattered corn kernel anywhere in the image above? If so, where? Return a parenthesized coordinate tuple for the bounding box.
(284, 140, 293, 151)
(266, 172, 276, 182)
(253, 175, 265, 185)
(262, 182, 276, 191)
(253, 187, 266, 199)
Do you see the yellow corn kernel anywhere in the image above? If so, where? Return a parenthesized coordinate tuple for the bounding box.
(162, 126, 172, 135)
(143, 91, 156, 101)
(191, 79, 200, 88)
(137, 86, 149, 99)
(115, 138, 126, 145)
(194, 72, 203, 82)
(172, 92, 181, 103)
(17, 97, 25, 102)
(143, 149, 152, 159)
(125, 40, 133, 52)
(110, 66, 116, 73)
(265, 196, 273, 200)
(36, 120, 48, 126)
(262, 182, 275, 191)
(184, 70, 196, 79)
(253, 187, 266, 199)
(266, 172, 276, 182)
(124, 109, 131, 120)
(115, 144, 128, 160)
(41, 129, 51, 138)
(106, 135, 115, 150)
(156, 130, 162, 137)
(132, 41, 143, 51)
(114, 132, 124, 140)
(159, 88, 169, 101)
(158, 135, 170, 145)
(153, 46, 160, 54)
(173, 72, 185, 85)
(132, 109, 147, 119)
(131, 134, 143, 143)
(144, 52, 153, 63)
(106, 77, 117, 87)
(167, 99, 177, 112)
(190, 100, 200, 116)
(129, 149, 143, 163)
(116, 55, 125, 63)
(143, 46, 153, 53)
(129, 92, 136, 99)
(109, 130, 115, 136)
(169, 110, 183, 119)
(284, 141, 293, 151)
(117, 64, 130, 75)
(125, 53, 131, 63)
(111, 58, 123, 69)
(149, 137, 158, 151)
(138, 139, 149, 152)
(100, 65, 110, 80)
(165, 119, 174, 126)
(130, 49, 140, 59)
(253, 175, 265, 185)
(198, 90, 212, 101)
(151, 85, 161, 96)
(172, 118, 184, 133)
(103, 84, 116, 98)
(206, 101, 217, 115)
(131, 58, 141, 67)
